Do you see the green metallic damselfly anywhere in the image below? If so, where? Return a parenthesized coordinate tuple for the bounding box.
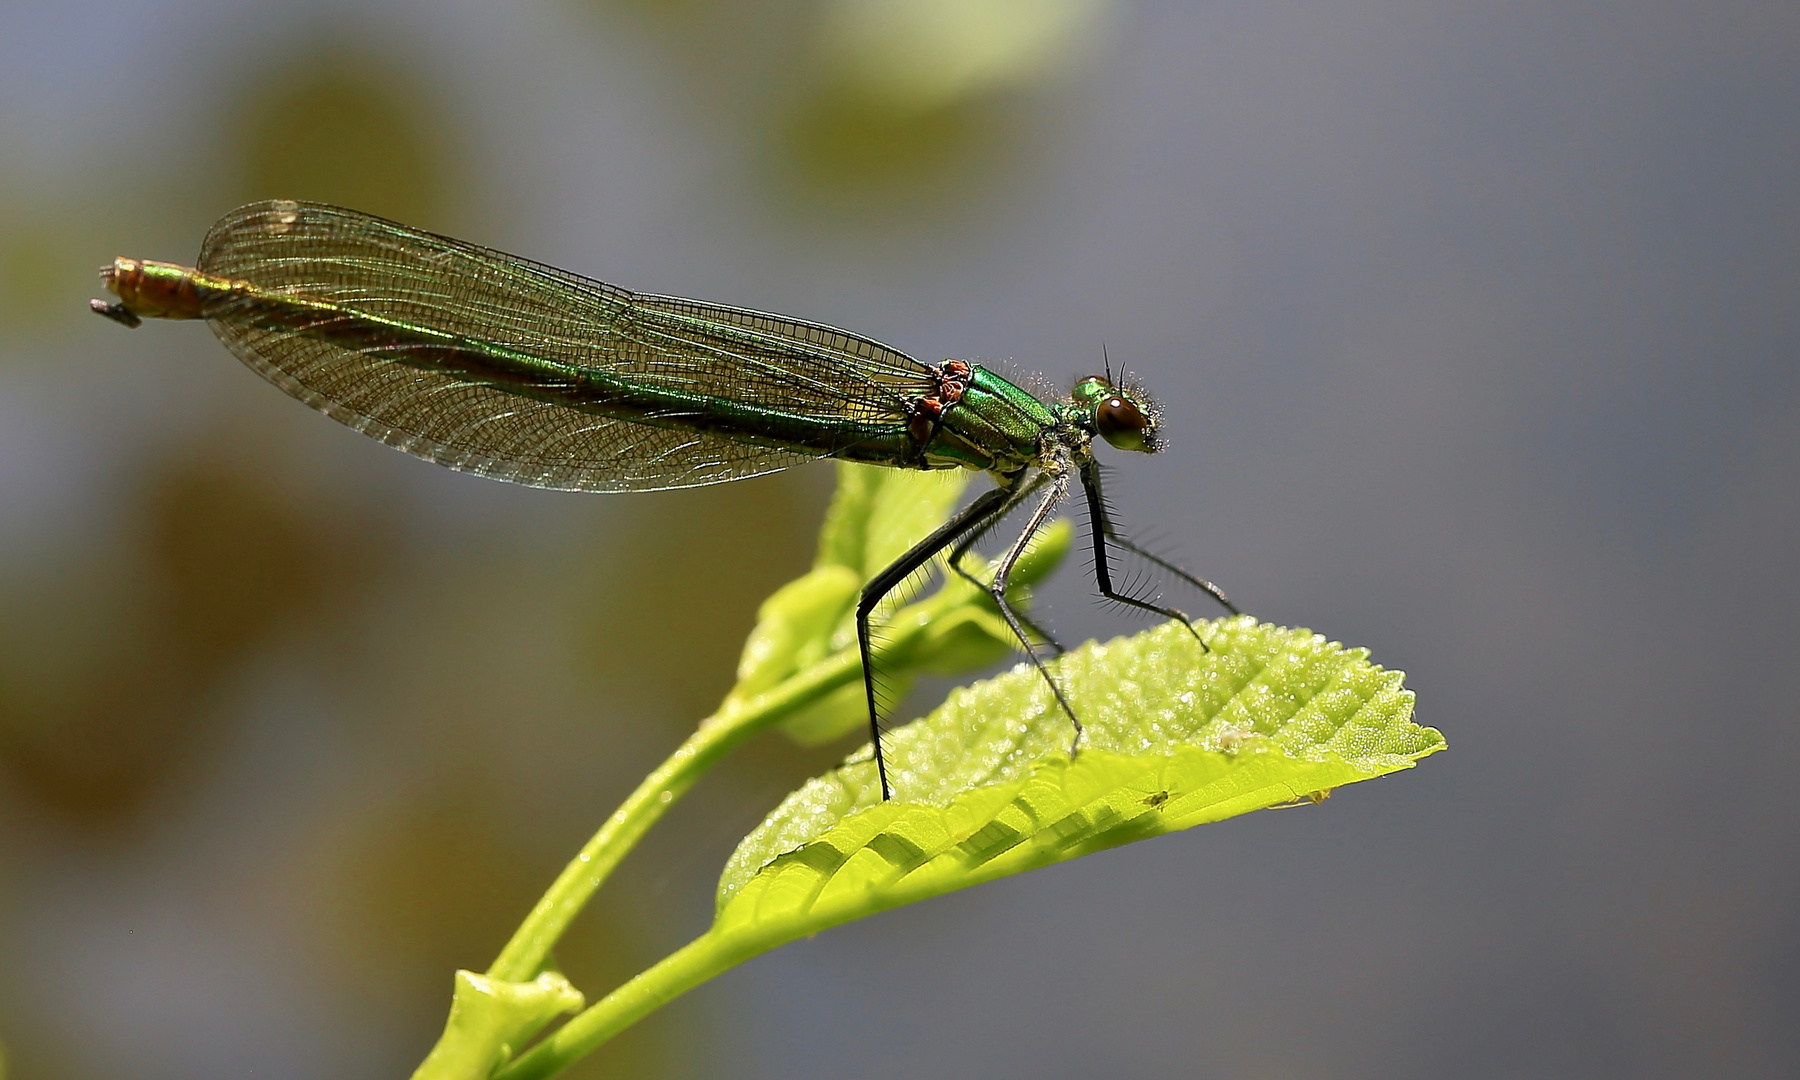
(91, 200, 1237, 799)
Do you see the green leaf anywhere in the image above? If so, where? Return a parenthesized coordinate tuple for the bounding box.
(815, 461, 970, 576)
(488, 617, 1441, 1080)
(728, 565, 862, 703)
(717, 616, 1442, 923)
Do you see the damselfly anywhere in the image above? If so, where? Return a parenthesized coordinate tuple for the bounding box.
(91, 200, 1237, 798)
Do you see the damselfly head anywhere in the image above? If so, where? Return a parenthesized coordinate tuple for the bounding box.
(1072, 374, 1161, 453)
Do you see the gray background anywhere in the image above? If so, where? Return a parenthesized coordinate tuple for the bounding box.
(1, 1, 1795, 1077)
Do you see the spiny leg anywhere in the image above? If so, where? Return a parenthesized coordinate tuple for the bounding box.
(1082, 461, 1237, 614)
(1095, 485, 1239, 614)
(857, 483, 1015, 800)
(1079, 461, 1238, 646)
(1078, 460, 1197, 635)
(1105, 532, 1238, 614)
(986, 473, 1085, 752)
(946, 475, 1066, 654)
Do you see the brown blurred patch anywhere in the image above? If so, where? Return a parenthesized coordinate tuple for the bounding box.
(0, 442, 378, 828)
(144, 454, 337, 669)
(228, 44, 455, 226)
(0, 217, 88, 336)
(314, 774, 543, 1002)
(774, 80, 1000, 209)
(580, 473, 827, 723)
(0, 1026, 89, 1080)
(311, 774, 679, 1078)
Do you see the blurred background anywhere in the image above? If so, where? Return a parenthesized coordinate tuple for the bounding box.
(1, 1, 1796, 1077)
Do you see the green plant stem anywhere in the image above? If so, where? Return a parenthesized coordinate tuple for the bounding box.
(493, 931, 749, 1080)
(486, 649, 862, 982)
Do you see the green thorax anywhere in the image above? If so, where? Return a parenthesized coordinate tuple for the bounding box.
(919, 366, 1060, 475)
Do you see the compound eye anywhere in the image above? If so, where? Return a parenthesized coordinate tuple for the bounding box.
(1095, 394, 1151, 451)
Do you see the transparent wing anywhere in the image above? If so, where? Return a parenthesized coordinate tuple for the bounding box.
(195, 200, 932, 491)
(210, 321, 816, 490)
